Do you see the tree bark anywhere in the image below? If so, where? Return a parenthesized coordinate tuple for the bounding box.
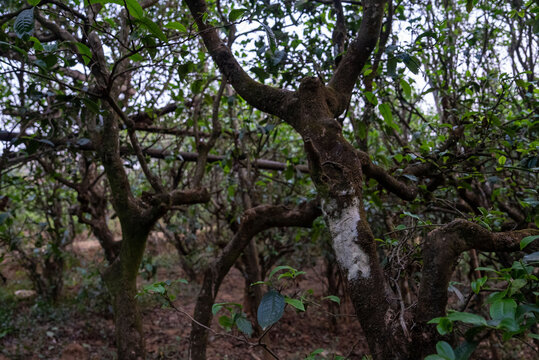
(183, 0, 417, 357)
(412, 220, 539, 358)
(103, 219, 153, 359)
(189, 201, 321, 360)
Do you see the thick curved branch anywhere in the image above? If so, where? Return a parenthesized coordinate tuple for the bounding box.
(329, 0, 387, 100)
(216, 200, 321, 285)
(183, 0, 297, 120)
(332, 0, 347, 64)
(144, 188, 210, 221)
(417, 219, 539, 324)
(189, 200, 321, 358)
(35, 11, 79, 46)
(358, 150, 418, 201)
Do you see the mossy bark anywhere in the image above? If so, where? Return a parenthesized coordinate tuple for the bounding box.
(104, 223, 151, 360)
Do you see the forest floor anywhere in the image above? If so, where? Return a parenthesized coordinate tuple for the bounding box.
(0, 234, 367, 360)
(0, 235, 535, 359)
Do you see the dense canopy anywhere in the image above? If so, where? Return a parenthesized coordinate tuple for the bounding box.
(0, 1, 538, 359)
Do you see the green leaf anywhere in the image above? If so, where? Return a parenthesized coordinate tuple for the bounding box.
(42, 42, 58, 53)
(436, 318, 453, 335)
(520, 235, 539, 250)
(269, 265, 295, 280)
(257, 289, 285, 329)
(364, 91, 378, 105)
(278, 271, 305, 280)
(37, 139, 54, 147)
(164, 21, 187, 32)
(387, 57, 397, 77)
(471, 276, 487, 294)
(307, 348, 325, 359)
(403, 174, 418, 182)
(235, 314, 253, 337)
(212, 303, 224, 315)
(229, 8, 248, 22)
(454, 340, 478, 360)
(143, 282, 165, 294)
(498, 155, 506, 165)
(498, 317, 519, 332)
(29, 36, 43, 51)
(466, 0, 474, 13)
(129, 53, 144, 62)
(490, 298, 516, 320)
(415, 30, 438, 43)
(0, 41, 27, 57)
(212, 302, 242, 315)
(14, 8, 34, 40)
(424, 356, 446, 360)
(285, 297, 305, 311)
(76, 138, 91, 147)
(401, 53, 420, 74)
(322, 295, 340, 305)
(515, 78, 527, 88)
(124, 0, 144, 20)
(0, 213, 9, 226)
(218, 315, 233, 329)
(139, 17, 168, 42)
(485, 291, 508, 304)
(75, 42, 92, 65)
(508, 280, 525, 298)
(28, 0, 41, 5)
(447, 311, 487, 326)
(259, 22, 277, 52)
(272, 50, 286, 66)
(400, 79, 411, 98)
(474, 267, 500, 273)
(436, 341, 455, 360)
(82, 98, 100, 114)
(523, 251, 539, 263)
(379, 103, 396, 129)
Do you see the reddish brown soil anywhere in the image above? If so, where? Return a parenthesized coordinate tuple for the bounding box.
(0, 237, 367, 360)
(0, 237, 535, 359)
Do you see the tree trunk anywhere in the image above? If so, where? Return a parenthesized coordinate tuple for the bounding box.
(189, 268, 215, 360)
(293, 77, 408, 359)
(103, 224, 150, 360)
(241, 239, 263, 326)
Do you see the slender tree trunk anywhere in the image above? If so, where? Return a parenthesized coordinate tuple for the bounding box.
(103, 223, 151, 360)
(189, 268, 216, 360)
(241, 239, 263, 324)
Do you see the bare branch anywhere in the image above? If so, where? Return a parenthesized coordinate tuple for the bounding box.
(0, 131, 310, 173)
(329, 0, 387, 101)
(417, 219, 539, 324)
(358, 150, 418, 201)
(183, 0, 298, 120)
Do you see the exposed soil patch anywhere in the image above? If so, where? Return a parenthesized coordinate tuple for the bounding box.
(0, 237, 366, 360)
(0, 237, 535, 359)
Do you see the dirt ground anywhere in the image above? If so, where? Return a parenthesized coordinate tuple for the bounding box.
(0, 236, 367, 360)
(1, 236, 535, 360)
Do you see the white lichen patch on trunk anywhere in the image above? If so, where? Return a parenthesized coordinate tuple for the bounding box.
(322, 196, 371, 280)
